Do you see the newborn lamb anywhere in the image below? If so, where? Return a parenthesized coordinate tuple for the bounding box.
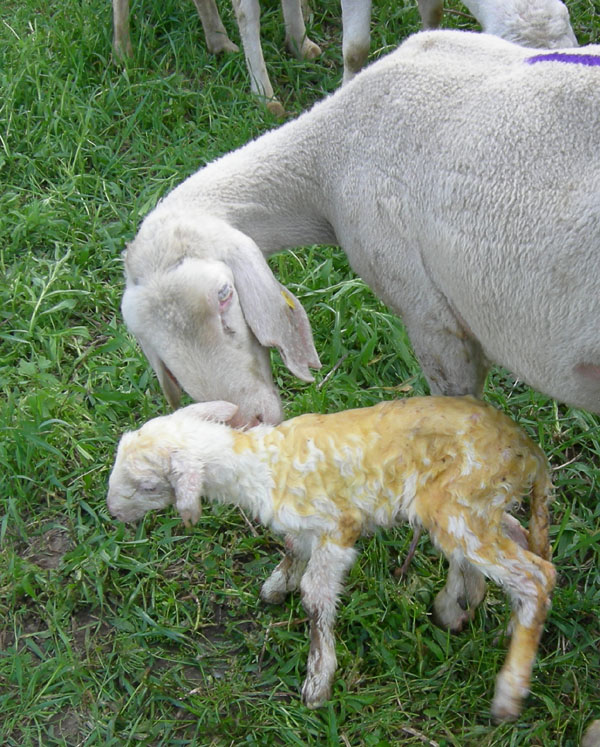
(107, 396, 555, 720)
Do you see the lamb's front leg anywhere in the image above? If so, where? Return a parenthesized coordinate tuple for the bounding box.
(260, 535, 309, 604)
(300, 540, 357, 708)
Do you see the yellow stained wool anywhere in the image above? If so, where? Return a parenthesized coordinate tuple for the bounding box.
(232, 397, 547, 549)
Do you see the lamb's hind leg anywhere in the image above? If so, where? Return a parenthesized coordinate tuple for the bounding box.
(300, 540, 357, 708)
(431, 514, 529, 630)
(433, 557, 487, 632)
(260, 535, 308, 604)
(431, 519, 555, 720)
(490, 544, 555, 721)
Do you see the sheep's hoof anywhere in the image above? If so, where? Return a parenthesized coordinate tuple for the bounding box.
(582, 720, 600, 747)
(113, 40, 133, 61)
(302, 39, 322, 61)
(285, 37, 321, 61)
(266, 100, 286, 118)
(207, 36, 239, 55)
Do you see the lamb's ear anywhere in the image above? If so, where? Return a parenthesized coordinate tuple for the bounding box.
(226, 239, 322, 382)
(178, 401, 239, 424)
(169, 451, 204, 527)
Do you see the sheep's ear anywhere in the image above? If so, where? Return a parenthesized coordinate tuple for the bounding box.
(179, 401, 239, 424)
(226, 239, 321, 382)
(156, 357, 182, 409)
(169, 452, 204, 527)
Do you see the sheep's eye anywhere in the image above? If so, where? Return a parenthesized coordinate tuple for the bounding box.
(140, 480, 158, 492)
(218, 283, 233, 308)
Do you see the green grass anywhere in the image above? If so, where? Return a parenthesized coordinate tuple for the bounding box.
(1, 0, 599, 744)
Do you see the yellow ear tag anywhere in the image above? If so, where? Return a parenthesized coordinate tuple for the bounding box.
(281, 290, 296, 310)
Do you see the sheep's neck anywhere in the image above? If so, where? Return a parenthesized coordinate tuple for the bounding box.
(163, 113, 338, 253)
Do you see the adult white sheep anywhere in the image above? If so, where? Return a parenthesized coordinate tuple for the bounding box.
(122, 30, 599, 628)
(417, 0, 577, 49)
(123, 30, 600, 420)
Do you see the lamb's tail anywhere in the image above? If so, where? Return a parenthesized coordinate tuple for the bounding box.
(527, 450, 553, 561)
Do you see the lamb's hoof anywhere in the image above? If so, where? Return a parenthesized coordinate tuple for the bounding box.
(582, 720, 600, 747)
(259, 587, 287, 605)
(266, 100, 286, 118)
(432, 593, 474, 633)
(301, 676, 331, 709)
(491, 698, 521, 724)
(491, 672, 525, 723)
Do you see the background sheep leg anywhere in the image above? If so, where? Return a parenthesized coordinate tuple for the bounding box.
(300, 541, 357, 708)
(341, 0, 372, 83)
(281, 0, 321, 60)
(231, 0, 285, 115)
(191, 0, 240, 53)
(416, 0, 444, 28)
(112, 0, 132, 58)
(260, 534, 309, 604)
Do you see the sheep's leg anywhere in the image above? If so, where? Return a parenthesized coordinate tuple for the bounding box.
(300, 541, 357, 708)
(260, 535, 309, 604)
(281, 0, 321, 60)
(341, 0, 372, 83)
(191, 0, 239, 54)
(231, 0, 285, 116)
(432, 557, 487, 632)
(112, 0, 133, 58)
(416, 0, 444, 28)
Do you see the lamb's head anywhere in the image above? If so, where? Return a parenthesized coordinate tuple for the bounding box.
(107, 423, 176, 524)
(122, 214, 321, 427)
(107, 400, 239, 526)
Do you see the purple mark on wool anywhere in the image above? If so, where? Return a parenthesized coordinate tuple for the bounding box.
(526, 52, 600, 67)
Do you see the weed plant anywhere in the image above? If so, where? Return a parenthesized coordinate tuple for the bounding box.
(1, 0, 599, 744)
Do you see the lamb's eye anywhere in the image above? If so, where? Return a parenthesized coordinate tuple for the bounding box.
(140, 480, 158, 492)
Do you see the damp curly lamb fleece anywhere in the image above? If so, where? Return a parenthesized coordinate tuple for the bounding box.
(107, 396, 555, 721)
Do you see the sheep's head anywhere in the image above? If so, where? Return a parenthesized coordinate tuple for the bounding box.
(107, 401, 239, 526)
(122, 214, 321, 427)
